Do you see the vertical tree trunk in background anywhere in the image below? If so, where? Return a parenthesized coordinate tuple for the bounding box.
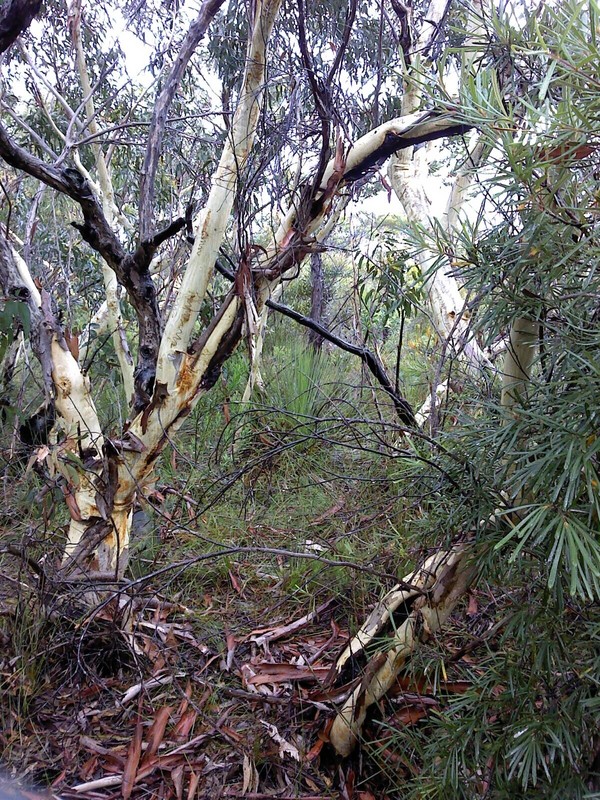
(308, 252, 325, 350)
(389, 0, 488, 376)
(501, 318, 538, 409)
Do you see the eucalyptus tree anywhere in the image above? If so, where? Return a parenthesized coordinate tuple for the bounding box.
(0, 0, 598, 793)
(0, 0, 468, 595)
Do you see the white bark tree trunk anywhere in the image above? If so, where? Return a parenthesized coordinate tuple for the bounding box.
(330, 546, 475, 756)
(58, 0, 283, 585)
(329, 317, 538, 754)
(0, 0, 478, 605)
(388, 0, 488, 374)
(500, 317, 538, 409)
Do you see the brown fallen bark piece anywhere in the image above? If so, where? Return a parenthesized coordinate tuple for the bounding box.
(249, 599, 335, 647)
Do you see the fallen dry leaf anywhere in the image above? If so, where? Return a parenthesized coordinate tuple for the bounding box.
(141, 706, 173, 764)
(171, 764, 184, 800)
(122, 715, 143, 800)
(241, 753, 259, 794)
(247, 662, 329, 686)
(310, 497, 345, 525)
(172, 708, 197, 741)
(260, 721, 300, 761)
(467, 591, 478, 616)
(249, 600, 334, 648)
(187, 771, 200, 800)
(229, 569, 243, 595)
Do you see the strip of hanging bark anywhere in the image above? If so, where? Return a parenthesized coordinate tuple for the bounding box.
(329, 545, 475, 756)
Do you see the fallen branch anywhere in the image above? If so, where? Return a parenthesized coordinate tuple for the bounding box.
(329, 544, 475, 756)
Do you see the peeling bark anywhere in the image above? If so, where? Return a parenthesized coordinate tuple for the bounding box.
(330, 546, 475, 756)
(0, 0, 478, 600)
(0, 124, 169, 413)
(329, 311, 539, 755)
(0, 237, 118, 585)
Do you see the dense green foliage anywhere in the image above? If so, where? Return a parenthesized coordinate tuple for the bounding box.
(382, 3, 600, 795)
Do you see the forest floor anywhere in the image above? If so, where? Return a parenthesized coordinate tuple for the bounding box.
(0, 474, 485, 800)
(0, 580, 345, 798)
(0, 477, 409, 799)
(0, 365, 483, 800)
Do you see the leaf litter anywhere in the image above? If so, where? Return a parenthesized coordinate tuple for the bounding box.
(0, 498, 494, 799)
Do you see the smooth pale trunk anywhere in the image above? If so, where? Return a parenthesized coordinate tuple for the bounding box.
(501, 317, 538, 409)
(388, 148, 488, 370)
(330, 547, 474, 756)
(156, 0, 282, 391)
(58, 0, 281, 584)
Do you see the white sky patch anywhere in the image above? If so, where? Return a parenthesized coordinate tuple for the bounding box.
(119, 26, 154, 84)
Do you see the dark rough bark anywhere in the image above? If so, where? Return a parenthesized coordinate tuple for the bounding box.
(0, 125, 184, 413)
(0, 127, 128, 272)
(308, 252, 325, 350)
(0, 0, 42, 55)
